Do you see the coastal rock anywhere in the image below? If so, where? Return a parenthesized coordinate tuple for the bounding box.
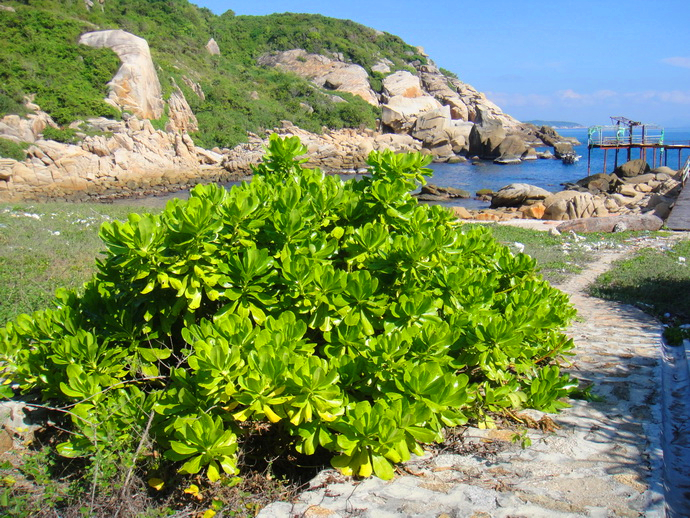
(257, 50, 378, 106)
(79, 30, 164, 119)
(451, 206, 473, 219)
(411, 106, 451, 144)
(419, 66, 470, 121)
(495, 135, 528, 164)
(574, 173, 615, 194)
(446, 125, 470, 154)
(0, 104, 58, 144)
(614, 158, 650, 178)
(556, 214, 663, 233)
(553, 141, 574, 159)
(448, 80, 520, 128)
(419, 184, 470, 199)
(371, 59, 392, 74)
(182, 76, 205, 100)
(166, 84, 199, 132)
(543, 191, 608, 220)
(521, 203, 546, 219)
(651, 166, 676, 177)
(468, 113, 506, 158)
(522, 147, 538, 160)
(381, 95, 442, 133)
(0, 109, 228, 201)
(382, 71, 424, 99)
(220, 123, 423, 177)
(490, 183, 550, 208)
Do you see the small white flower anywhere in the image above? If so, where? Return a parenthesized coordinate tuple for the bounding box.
(679, 257, 686, 263)
(51, 231, 61, 236)
(513, 242, 525, 254)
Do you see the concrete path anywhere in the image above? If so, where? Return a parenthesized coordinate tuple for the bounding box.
(259, 236, 687, 518)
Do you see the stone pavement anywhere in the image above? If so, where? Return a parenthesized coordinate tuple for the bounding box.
(259, 236, 686, 518)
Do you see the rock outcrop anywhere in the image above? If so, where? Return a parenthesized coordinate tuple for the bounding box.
(166, 83, 198, 132)
(257, 49, 533, 163)
(471, 159, 683, 223)
(0, 112, 226, 201)
(0, 109, 56, 144)
(220, 121, 422, 176)
(614, 158, 650, 178)
(205, 38, 220, 56)
(468, 110, 506, 159)
(79, 30, 164, 120)
(556, 214, 664, 233)
(257, 50, 378, 106)
(490, 183, 551, 208)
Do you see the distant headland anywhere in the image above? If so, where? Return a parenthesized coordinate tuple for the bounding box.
(523, 120, 585, 129)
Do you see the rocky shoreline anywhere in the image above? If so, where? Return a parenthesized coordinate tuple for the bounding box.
(1, 28, 582, 204)
(0, 102, 681, 233)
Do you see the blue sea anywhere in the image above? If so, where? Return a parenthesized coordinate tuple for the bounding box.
(427, 127, 690, 209)
(117, 127, 690, 209)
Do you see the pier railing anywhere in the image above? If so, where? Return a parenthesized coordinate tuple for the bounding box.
(681, 156, 690, 187)
(590, 135, 665, 146)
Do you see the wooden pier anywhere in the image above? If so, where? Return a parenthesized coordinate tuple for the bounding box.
(587, 117, 690, 175)
(588, 118, 690, 230)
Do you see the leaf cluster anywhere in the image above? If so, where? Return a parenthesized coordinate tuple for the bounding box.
(0, 137, 576, 484)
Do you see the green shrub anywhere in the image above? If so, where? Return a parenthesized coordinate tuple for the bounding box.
(41, 126, 79, 144)
(0, 137, 575, 484)
(440, 68, 459, 79)
(0, 138, 28, 161)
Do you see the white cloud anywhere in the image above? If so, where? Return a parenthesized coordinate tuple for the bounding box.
(661, 57, 690, 69)
(558, 89, 618, 104)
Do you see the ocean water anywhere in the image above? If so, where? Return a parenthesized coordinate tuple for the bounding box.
(115, 128, 690, 209)
(428, 127, 690, 209)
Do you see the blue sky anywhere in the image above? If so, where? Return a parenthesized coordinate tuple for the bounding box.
(195, 0, 690, 127)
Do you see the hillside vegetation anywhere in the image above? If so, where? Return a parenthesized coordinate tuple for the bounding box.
(0, 0, 430, 148)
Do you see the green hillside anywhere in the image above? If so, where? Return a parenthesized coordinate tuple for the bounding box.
(0, 0, 429, 148)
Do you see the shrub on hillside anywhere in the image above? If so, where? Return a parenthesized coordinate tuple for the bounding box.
(0, 138, 28, 161)
(0, 136, 576, 484)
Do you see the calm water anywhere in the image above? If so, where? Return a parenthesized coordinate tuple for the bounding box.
(115, 128, 690, 209)
(428, 127, 690, 209)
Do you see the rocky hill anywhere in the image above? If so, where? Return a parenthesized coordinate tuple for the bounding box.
(0, 0, 570, 201)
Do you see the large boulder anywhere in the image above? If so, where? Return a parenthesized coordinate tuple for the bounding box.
(419, 65, 470, 121)
(257, 50, 378, 106)
(553, 142, 574, 159)
(79, 30, 164, 120)
(166, 84, 198, 132)
(415, 183, 470, 201)
(543, 191, 608, 220)
(490, 183, 551, 208)
(614, 159, 651, 178)
(556, 214, 663, 233)
(445, 125, 470, 154)
(574, 173, 616, 194)
(205, 38, 220, 56)
(382, 71, 425, 99)
(495, 135, 528, 163)
(381, 95, 442, 133)
(468, 115, 506, 158)
(411, 106, 451, 144)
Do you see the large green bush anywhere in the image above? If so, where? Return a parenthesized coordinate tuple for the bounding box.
(0, 137, 576, 482)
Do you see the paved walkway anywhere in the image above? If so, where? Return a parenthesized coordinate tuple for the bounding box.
(260, 237, 685, 518)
